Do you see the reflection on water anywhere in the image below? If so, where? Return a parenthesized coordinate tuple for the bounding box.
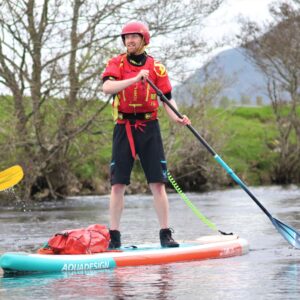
(1, 265, 175, 300)
(1, 186, 300, 299)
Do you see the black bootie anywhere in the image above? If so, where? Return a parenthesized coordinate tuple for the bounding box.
(109, 230, 121, 249)
(159, 228, 179, 248)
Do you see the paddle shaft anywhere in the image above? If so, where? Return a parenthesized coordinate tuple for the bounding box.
(147, 78, 273, 221)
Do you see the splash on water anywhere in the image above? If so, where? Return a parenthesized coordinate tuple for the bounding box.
(4, 187, 17, 198)
(2, 188, 31, 212)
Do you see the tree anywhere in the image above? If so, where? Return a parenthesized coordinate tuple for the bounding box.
(240, 94, 251, 106)
(238, 2, 300, 183)
(0, 0, 223, 200)
(256, 96, 263, 106)
(219, 96, 231, 108)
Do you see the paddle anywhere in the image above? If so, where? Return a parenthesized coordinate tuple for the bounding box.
(0, 165, 24, 191)
(147, 78, 300, 249)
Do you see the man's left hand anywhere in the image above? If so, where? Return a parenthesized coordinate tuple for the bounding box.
(177, 115, 191, 126)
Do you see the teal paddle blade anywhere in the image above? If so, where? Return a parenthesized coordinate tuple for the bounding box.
(272, 217, 300, 249)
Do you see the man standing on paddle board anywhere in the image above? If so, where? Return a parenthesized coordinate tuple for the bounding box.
(102, 21, 191, 249)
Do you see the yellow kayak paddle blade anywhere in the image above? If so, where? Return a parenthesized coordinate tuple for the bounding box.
(0, 165, 24, 191)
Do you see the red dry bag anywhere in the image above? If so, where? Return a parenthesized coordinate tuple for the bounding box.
(47, 224, 110, 254)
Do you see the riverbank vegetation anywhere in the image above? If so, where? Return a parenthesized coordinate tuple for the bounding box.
(1, 100, 299, 201)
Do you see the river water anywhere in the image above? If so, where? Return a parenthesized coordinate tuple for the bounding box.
(1, 185, 300, 300)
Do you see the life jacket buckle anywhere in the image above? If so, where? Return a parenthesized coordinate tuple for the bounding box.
(145, 113, 152, 120)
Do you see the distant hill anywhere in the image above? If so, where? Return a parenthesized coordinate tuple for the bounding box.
(173, 47, 269, 106)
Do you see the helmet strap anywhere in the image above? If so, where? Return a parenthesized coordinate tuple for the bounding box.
(136, 36, 147, 54)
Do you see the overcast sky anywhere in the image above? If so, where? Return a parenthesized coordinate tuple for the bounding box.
(201, 0, 278, 52)
(172, 0, 284, 80)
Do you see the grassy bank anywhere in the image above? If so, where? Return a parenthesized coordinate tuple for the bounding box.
(214, 106, 277, 185)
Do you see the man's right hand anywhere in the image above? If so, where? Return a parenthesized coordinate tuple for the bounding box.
(136, 69, 149, 83)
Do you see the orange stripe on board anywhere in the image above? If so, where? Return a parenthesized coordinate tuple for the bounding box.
(114, 242, 243, 267)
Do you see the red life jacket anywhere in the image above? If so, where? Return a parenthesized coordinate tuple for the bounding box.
(102, 54, 172, 159)
(102, 53, 172, 118)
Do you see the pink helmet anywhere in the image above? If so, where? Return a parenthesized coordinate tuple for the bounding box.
(121, 21, 150, 45)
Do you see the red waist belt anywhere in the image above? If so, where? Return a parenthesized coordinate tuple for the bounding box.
(117, 111, 157, 159)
